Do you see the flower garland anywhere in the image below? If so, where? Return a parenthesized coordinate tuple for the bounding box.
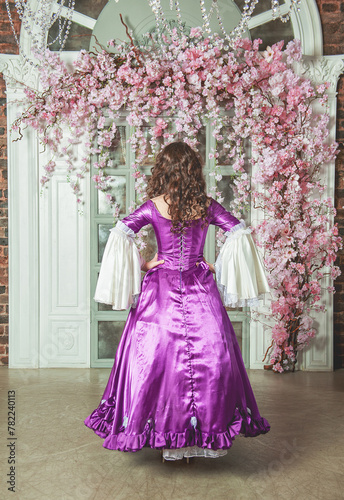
(11, 29, 342, 372)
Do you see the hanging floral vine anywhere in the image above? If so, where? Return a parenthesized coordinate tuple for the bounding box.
(10, 29, 342, 372)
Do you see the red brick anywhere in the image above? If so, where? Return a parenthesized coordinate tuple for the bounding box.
(322, 3, 340, 11)
(0, 294, 8, 304)
(0, 355, 8, 365)
(0, 277, 8, 286)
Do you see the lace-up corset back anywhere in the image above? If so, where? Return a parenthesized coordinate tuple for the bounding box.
(120, 199, 241, 272)
(152, 214, 206, 271)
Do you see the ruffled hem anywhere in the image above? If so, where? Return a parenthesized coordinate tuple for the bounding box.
(84, 397, 117, 439)
(84, 403, 270, 453)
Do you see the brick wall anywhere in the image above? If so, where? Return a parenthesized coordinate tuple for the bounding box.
(0, 1, 343, 367)
(0, 2, 20, 365)
(315, 0, 344, 368)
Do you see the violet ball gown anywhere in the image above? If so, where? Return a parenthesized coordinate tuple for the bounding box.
(84, 198, 271, 460)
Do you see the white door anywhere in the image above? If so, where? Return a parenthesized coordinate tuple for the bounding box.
(38, 129, 91, 367)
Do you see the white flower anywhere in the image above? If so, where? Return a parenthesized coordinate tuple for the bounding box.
(263, 46, 274, 62)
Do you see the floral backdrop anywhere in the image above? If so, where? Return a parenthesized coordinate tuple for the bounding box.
(12, 28, 342, 372)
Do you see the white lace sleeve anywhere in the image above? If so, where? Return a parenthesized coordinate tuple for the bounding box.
(93, 220, 144, 310)
(214, 220, 270, 308)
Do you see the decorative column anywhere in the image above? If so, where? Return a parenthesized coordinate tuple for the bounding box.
(296, 54, 344, 370)
(0, 51, 91, 368)
(0, 55, 40, 367)
(250, 54, 344, 371)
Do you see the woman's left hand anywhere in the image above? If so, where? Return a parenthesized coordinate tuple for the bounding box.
(141, 253, 165, 272)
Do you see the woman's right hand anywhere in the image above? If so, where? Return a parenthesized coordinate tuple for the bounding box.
(141, 253, 165, 272)
(205, 260, 215, 274)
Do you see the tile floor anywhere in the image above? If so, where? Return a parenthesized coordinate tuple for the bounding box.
(1, 367, 343, 500)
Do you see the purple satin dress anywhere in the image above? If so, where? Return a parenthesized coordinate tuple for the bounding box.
(84, 198, 270, 452)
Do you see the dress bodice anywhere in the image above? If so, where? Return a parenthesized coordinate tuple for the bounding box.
(151, 206, 207, 271)
(120, 198, 240, 272)
(94, 196, 270, 310)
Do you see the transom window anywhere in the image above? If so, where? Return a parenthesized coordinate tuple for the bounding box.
(48, 0, 294, 52)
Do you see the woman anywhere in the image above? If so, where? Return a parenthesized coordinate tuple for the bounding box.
(84, 141, 271, 462)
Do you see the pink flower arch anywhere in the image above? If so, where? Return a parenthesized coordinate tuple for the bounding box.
(11, 31, 342, 372)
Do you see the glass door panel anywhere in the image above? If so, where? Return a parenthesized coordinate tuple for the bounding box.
(97, 223, 113, 262)
(97, 175, 127, 215)
(107, 126, 127, 166)
(98, 320, 128, 359)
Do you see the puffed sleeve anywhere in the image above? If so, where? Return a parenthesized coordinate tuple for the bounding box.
(93, 201, 152, 310)
(209, 200, 270, 307)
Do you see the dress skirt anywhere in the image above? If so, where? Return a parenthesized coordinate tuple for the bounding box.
(84, 261, 271, 455)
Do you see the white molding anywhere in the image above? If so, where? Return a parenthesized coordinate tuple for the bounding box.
(0, 50, 91, 368)
(291, 0, 323, 56)
(51, 5, 96, 30)
(248, 5, 289, 30)
(296, 55, 344, 93)
(249, 151, 275, 369)
(249, 306, 274, 370)
(0, 54, 39, 89)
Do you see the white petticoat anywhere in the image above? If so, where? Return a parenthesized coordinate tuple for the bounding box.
(162, 446, 228, 460)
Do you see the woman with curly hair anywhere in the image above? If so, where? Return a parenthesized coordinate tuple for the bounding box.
(85, 141, 271, 462)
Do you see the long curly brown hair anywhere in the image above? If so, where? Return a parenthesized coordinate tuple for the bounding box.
(146, 141, 210, 232)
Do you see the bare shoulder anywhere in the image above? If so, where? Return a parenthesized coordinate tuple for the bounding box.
(150, 194, 170, 208)
(150, 194, 171, 218)
(150, 194, 166, 203)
